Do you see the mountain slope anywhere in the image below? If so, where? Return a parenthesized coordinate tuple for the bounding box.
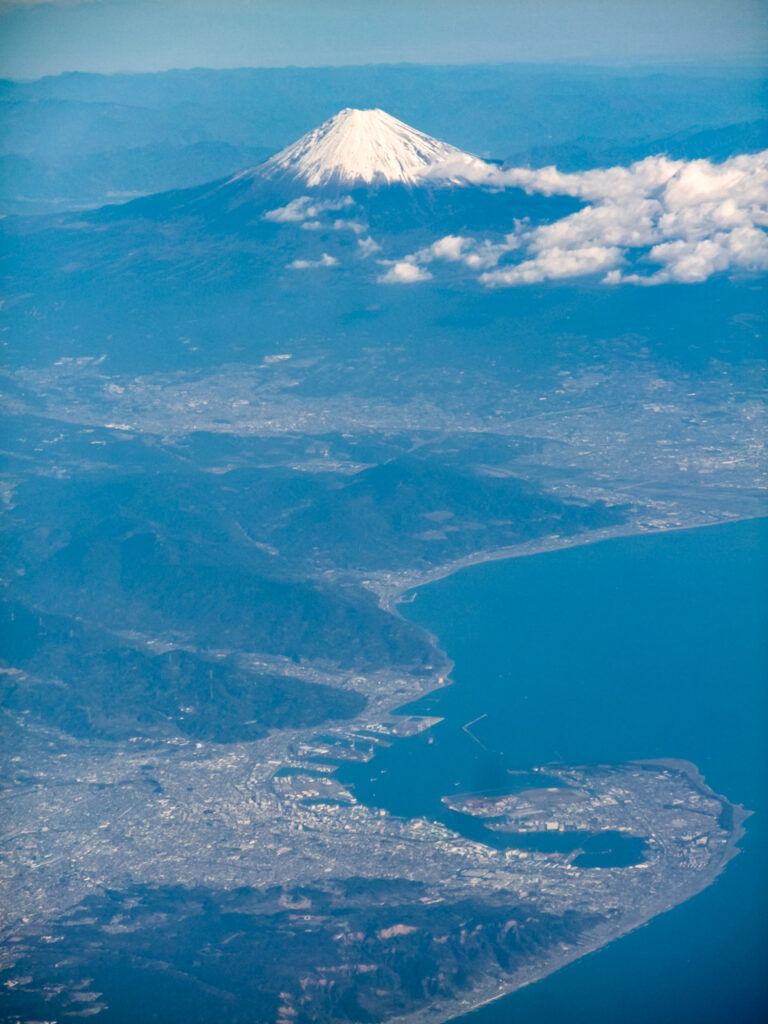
(230, 107, 489, 190)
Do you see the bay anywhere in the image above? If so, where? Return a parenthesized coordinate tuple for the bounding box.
(340, 518, 768, 1022)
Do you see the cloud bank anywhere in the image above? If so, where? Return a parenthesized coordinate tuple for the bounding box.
(410, 150, 768, 287)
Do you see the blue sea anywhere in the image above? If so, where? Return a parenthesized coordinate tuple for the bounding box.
(340, 518, 768, 1023)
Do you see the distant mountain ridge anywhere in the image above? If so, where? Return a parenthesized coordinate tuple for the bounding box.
(2, 64, 765, 214)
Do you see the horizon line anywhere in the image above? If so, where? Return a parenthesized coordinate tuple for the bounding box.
(4, 54, 767, 85)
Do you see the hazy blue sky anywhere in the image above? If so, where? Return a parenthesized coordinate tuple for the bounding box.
(1, 0, 766, 79)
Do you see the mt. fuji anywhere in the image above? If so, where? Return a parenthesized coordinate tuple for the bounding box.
(14, 104, 580, 306)
(85, 103, 569, 246)
(233, 108, 490, 190)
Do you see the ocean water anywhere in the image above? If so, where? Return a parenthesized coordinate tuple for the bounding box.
(340, 518, 768, 1023)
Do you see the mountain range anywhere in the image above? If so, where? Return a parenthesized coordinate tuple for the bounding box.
(2, 62, 766, 215)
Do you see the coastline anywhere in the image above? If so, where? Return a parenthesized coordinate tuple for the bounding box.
(373, 514, 766, 615)
(388, 760, 750, 1024)
(369, 520, 762, 1024)
(353, 513, 768, 740)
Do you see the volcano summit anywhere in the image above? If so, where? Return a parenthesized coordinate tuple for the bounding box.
(232, 107, 489, 190)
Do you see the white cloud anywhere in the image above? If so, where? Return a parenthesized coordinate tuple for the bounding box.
(332, 218, 367, 234)
(357, 236, 381, 257)
(529, 199, 661, 252)
(413, 232, 521, 270)
(393, 150, 768, 287)
(423, 234, 470, 261)
(617, 225, 768, 285)
(288, 252, 339, 270)
(263, 195, 354, 224)
(481, 245, 622, 286)
(265, 194, 370, 241)
(495, 155, 684, 202)
(378, 261, 433, 284)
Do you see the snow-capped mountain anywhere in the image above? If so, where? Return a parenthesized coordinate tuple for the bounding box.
(231, 108, 489, 190)
(85, 104, 575, 277)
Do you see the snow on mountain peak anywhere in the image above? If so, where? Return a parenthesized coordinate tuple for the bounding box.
(258, 108, 488, 188)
